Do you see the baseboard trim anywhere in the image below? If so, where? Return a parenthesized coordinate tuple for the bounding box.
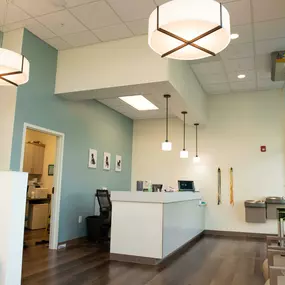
(204, 230, 270, 240)
(58, 236, 87, 249)
(110, 231, 204, 266)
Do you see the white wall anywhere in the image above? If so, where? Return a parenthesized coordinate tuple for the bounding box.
(25, 129, 57, 194)
(132, 90, 285, 234)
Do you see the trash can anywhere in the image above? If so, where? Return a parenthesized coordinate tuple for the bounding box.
(266, 197, 285, 220)
(245, 200, 266, 223)
(86, 216, 107, 242)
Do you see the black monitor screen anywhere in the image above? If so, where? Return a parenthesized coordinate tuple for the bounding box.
(178, 180, 195, 191)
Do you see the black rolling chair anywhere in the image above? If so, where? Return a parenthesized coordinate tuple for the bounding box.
(86, 190, 112, 243)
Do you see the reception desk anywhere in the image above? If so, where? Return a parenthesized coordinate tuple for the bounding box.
(110, 192, 205, 265)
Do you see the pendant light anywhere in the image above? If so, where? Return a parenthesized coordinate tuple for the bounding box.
(0, 0, 30, 87)
(180, 111, 188, 158)
(162, 94, 172, 151)
(193, 123, 200, 163)
(148, 0, 231, 60)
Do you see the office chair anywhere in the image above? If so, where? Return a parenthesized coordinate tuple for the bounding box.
(86, 190, 112, 243)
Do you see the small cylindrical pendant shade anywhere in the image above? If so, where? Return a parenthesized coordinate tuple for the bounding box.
(180, 150, 188, 158)
(162, 141, 172, 151)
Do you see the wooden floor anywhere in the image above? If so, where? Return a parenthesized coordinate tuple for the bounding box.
(22, 236, 266, 285)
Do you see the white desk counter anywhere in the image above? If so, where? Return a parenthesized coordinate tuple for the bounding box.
(110, 191, 205, 265)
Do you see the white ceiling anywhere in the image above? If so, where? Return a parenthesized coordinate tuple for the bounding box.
(0, 0, 284, 96)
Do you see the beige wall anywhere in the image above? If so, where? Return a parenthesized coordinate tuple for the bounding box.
(25, 129, 56, 194)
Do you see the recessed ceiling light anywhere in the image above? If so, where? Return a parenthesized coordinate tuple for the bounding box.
(231, 34, 239, 40)
(237, 74, 246, 79)
(119, 95, 159, 111)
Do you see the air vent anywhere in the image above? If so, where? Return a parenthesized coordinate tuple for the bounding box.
(271, 51, 285, 82)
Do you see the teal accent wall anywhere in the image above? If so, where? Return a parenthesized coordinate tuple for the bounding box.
(10, 30, 133, 242)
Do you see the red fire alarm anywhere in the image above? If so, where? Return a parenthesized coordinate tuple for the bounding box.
(260, 146, 266, 152)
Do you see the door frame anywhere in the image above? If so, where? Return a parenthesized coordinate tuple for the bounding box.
(20, 123, 65, 250)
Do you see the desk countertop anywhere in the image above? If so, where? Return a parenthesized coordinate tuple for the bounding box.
(110, 191, 202, 204)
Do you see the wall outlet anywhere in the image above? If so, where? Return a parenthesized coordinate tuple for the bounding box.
(58, 243, 66, 250)
(78, 216, 82, 224)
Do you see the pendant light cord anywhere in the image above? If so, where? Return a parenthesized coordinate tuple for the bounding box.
(183, 113, 186, 150)
(166, 96, 168, 141)
(195, 124, 198, 156)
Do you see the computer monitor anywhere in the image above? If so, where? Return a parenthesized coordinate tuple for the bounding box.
(178, 180, 195, 192)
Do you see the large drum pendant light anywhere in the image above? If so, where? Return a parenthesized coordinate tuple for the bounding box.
(162, 94, 172, 151)
(193, 123, 200, 163)
(180, 111, 188, 158)
(148, 0, 231, 60)
(0, 0, 30, 87)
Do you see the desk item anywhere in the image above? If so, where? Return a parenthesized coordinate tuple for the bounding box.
(217, 168, 221, 205)
(137, 181, 143, 191)
(143, 181, 152, 192)
(152, 184, 163, 192)
(178, 180, 195, 192)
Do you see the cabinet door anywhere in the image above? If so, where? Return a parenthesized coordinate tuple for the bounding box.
(23, 143, 34, 173)
(34, 146, 45, 175)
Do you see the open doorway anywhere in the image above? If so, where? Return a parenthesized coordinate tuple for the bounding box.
(20, 123, 64, 250)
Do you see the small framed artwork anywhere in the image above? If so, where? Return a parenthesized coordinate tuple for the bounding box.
(48, 164, 54, 176)
(103, 152, 111, 171)
(88, 149, 97, 169)
(115, 155, 122, 172)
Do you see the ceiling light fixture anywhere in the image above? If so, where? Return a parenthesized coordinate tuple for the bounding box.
(0, 0, 30, 87)
(193, 123, 200, 163)
(148, 0, 231, 60)
(162, 94, 172, 151)
(230, 33, 239, 40)
(180, 111, 188, 159)
(119, 95, 158, 111)
(237, 74, 246, 79)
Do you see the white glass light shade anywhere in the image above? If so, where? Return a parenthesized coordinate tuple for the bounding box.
(193, 155, 201, 163)
(148, 0, 231, 60)
(0, 48, 30, 86)
(180, 150, 188, 158)
(162, 141, 172, 151)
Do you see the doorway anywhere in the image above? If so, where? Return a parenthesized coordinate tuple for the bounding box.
(20, 123, 64, 250)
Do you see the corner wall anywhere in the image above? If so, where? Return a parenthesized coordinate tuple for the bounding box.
(10, 30, 133, 242)
(132, 90, 284, 234)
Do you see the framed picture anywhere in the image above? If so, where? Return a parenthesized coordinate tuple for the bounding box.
(48, 164, 54, 176)
(115, 155, 122, 172)
(103, 152, 111, 171)
(88, 149, 97, 169)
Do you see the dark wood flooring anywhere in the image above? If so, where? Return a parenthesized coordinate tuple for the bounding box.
(24, 229, 49, 247)
(22, 236, 266, 285)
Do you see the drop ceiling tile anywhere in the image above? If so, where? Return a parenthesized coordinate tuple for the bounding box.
(45, 37, 72, 50)
(13, 0, 64, 17)
(36, 10, 87, 36)
(107, 0, 156, 22)
(255, 38, 285, 55)
(65, 0, 100, 8)
(126, 19, 148, 36)
(192, 61, 225, 75)
(223, 57, 255, 73)
(203, 83, 231, 95)
(255, 55, 271, 71)
(0, 3, 31, 25)
(224, 0, 252, 26)
(254, 18, 285, 41)
(251, 0, 285, 23)
(230, 80, 256, 91)
(257, 70, 271, 81)
(257, 78, 284, 90)
(69, 1, 122, 30)
(93, 24, 133, 42)
(230, 24, 253, 45)
(220, 42, 254, 60)
(199, 73, 228, 85)
(61, 30, 100, 47)
(228, 70, 256, 82)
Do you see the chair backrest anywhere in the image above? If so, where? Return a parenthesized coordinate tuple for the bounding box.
(96, 190, 112, 214)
